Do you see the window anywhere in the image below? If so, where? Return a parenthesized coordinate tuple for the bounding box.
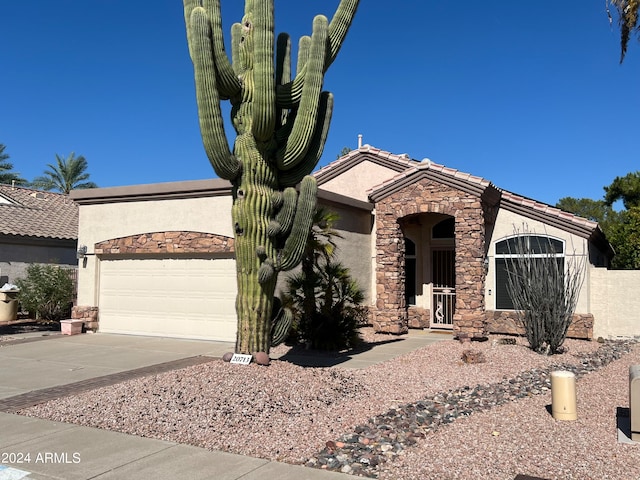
(432, 218, 455, 239)
(494, 235, 564, 310)
(405, 238, 417, 305)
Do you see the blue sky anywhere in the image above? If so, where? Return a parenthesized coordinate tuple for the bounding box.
(2, 1, 638, 206)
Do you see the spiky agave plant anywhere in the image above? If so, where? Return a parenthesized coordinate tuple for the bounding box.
(183, 0, 359, 359)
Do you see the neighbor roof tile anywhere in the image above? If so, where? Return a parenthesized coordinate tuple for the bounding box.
(0, 185, 78, 240)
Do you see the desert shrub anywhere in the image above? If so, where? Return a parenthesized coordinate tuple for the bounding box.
(282, 207, 366, 351)
(504, 229, 584, 354)
(286, 260, 366, 350)
(16, 264, 74, 321)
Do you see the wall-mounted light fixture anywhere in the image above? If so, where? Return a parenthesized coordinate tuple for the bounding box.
(77, 245, 88, 259)
(483, 256, 490, 271)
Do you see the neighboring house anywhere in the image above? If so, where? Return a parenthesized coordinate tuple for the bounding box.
(0, 184, 78, 285)
(70, 145, 639, 341)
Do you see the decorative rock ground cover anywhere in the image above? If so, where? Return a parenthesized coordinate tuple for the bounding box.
(306, 340, 637, 478)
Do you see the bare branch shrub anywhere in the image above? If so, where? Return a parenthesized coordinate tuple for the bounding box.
(504, 226, 585, 354)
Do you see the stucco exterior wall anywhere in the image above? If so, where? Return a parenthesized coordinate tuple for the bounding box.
(590, 268, 640, 339)
(76, 196, 233, 306)
(274, 200, 374, 303)
(485, 208, 591, 314)
(319, 161, 401, 202)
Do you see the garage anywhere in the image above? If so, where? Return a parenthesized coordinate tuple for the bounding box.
(98, 256, 237, 341)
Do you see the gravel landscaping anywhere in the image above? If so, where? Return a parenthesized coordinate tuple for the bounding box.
(18, 329, 640, 479)
(0, 320, 60, 342)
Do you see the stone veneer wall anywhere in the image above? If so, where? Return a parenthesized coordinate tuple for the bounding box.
(374, 179, 488, 338)
(486, 310, 594, 340)
(407, 306, 430, 329)
(71, 306, 99, 331)
(78, 231, 235, 331)
(94, 231, 235, 255)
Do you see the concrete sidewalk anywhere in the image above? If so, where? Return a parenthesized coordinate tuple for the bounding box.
(0, 330, 450, 479)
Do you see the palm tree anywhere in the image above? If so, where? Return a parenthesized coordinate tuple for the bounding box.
(31, 152, 98, 194)
(0, 144, 27, 185)
(607, 0, 640, 62)
(300, 207, 343, 326)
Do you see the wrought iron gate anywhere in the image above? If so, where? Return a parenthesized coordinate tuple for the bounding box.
(432, 249, 455, 328)
(432, 285, 455, 328)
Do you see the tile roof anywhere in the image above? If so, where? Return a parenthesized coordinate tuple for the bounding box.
(338, 145, 602, 240)
(367, 157, 493, 200)
(313, 144, 419, 185)
(499, 189, 598, 233)
(0, 184, 78, 240)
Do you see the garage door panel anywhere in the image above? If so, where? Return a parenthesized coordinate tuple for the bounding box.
(98, 257, 237, 341)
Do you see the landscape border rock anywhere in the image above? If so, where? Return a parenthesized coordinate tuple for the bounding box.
(306, 339, 637, 478)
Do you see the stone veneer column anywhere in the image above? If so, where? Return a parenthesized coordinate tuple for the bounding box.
(452, 202, 488, 339)
(373, 179, 489, 339)
(71, 306, 99, 331)
(373, 219, 407, 333)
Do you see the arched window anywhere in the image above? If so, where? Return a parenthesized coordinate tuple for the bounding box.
(432, 217, 455, 239)
(405, 238, 417, 305)
(494, 235, 565, 310)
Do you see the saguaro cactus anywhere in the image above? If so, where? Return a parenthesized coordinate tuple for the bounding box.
(183, 0, 359, 357)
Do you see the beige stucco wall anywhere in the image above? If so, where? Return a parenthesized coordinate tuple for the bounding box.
(590, 268, 640, 339)
(486, 208, 591, 314)
(319, 161, 400, 202)
(275, 199, 374, 304)
(76, 196, 233, 306)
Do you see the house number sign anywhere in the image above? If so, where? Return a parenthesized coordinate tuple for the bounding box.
(230, 353, 253, 365)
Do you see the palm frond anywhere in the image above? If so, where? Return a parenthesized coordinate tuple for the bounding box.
(608, 0, 640, 62)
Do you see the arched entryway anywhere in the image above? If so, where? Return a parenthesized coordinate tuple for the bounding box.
(371, 172, 489, 339)
(402, 214, 456, 330)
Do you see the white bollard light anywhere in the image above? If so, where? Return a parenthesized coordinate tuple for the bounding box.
(631, 365, 640, 441)
(551, 370, 577, 421)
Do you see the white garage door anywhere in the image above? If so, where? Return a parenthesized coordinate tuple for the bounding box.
(98, 257, 237, 341)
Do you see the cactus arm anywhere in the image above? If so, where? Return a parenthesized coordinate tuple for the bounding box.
(277, 176, 318, 271)
(273, 35, 310, 112)
(297, 35, 311, 75)
(231, 23, 243, 76)
(275, 33, 291, 87)
(258, 258, 276, 284)
(189, 7, 241, 180)
(183, 0, 199, 60)
(276, 16, 327, 171)
(279, 91, 333, 188)
(251, 1, 276, 142)
(276, 0, 359, 108)
(201, 0, 241, 99)
(268, 187, 297, 237)
(270, 304, 294, 347)
(275, 33, 291, 128)
(325, 0, 360, 71)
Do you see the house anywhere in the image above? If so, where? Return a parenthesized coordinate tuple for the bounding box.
(69, 145, 640, 341)
(0, 184, 78, 285)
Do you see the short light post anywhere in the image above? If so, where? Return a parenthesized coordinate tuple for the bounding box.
(551, 370, 577, 421)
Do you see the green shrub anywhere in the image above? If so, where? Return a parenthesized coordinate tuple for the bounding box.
(16, 264, 74, 321)
(285, 260, 366, 351)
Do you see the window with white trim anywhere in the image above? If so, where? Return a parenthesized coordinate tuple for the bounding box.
(494, 235, 565, 310)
